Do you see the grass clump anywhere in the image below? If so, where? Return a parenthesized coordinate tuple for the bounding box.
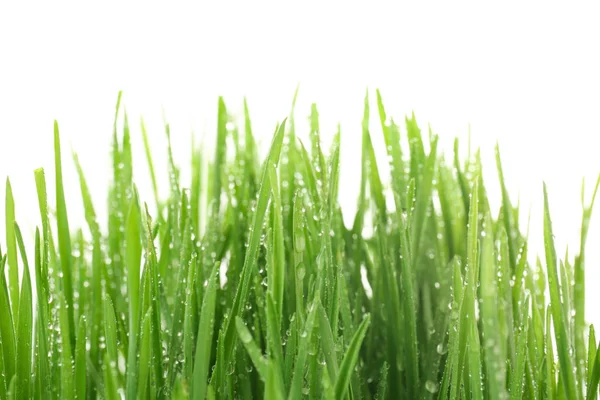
(1, 90, 600, 399)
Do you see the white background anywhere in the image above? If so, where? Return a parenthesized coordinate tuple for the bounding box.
(1, 2, 600, 325)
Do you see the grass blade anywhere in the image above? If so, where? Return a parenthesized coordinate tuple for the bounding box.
(126, 193, 142, 398)
(54, 121, 75, 347)
(191, 261, 219, 400)
(14, 224, 32, 400)
(58, 292, 73, 399)
(4, 178, 18, 320)
(289, 295, 319, 400)
(137, 309, 152, 399)
(235, 316, 268, 379)
(74, 316, 87, 400)
(334, 314, 370, 400)
(0, 242, 16, 396)
(543, 184, 579, 399)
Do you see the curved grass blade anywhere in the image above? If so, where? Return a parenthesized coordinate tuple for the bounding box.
(318, 302, 339, 381)
(334, 314, 370, 400)
(235, 316, 268, 380)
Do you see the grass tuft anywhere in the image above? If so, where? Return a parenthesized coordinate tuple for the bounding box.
(1, 91, 600, 399)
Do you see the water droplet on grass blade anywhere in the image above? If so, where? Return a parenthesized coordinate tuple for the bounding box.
(425, 380, 439, 393)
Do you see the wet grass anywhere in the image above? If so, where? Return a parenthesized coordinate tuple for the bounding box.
(1, 90, 600, 399)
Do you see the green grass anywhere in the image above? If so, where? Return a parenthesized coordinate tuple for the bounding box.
(1, 90, 600, 399)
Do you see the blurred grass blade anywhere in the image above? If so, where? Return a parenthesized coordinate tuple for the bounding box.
(235, 316, 268, 379)
(588, 341, 600, 400)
